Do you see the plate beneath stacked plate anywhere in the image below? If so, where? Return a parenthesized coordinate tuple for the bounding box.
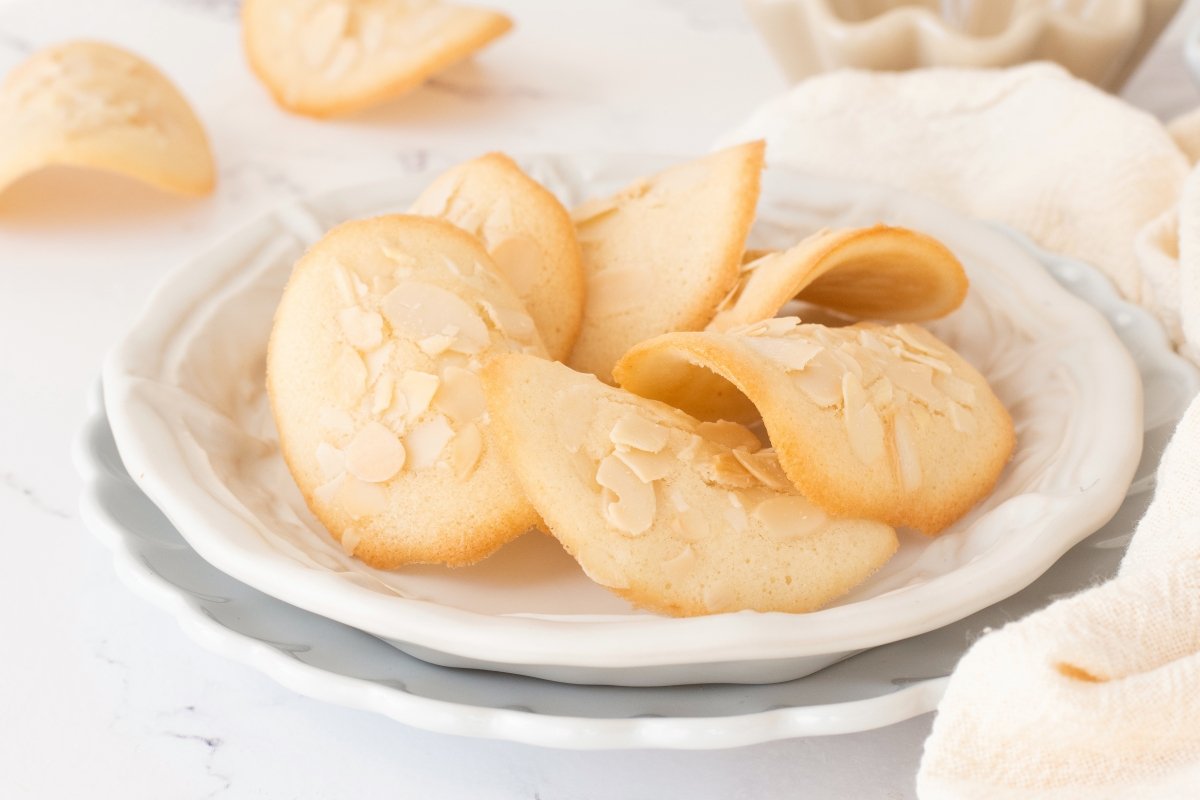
(97, 157, 1170, 685)
(80, 157, 1197, 746)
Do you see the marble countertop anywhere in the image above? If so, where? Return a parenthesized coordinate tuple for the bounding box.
(2, 1, 1197, 797)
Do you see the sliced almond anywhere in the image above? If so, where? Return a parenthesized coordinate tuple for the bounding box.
(399, 370, 439, 423)
(753, 496, 828, 540)
(339, 525, 362, 557)
(934, 372, 977, 407)
(336, 307, 384, 351)
(406, 414, 454, 469)
(843, 373, 885, 465)
(790, 354, 844, 407)
(371, 373, 395, 415)
(447, 422, 483, 480)
(612, 448, 675, 483)
(344, 421, 406, 483)
(695, 452, 757, 489)
(435, 366, 487, 425)
(696, 420, 761, 452)
(314, 441, 345, 482)
(609, 414, 668, 453)
(381, 281, 489, 353)
(743, 338, 824, 372)
(595, 454, 656, 536)
(731, 449, 791, 490)
(363, 341, 395, 384)
(480, 299, 537, 344)
(947, 402, 977, 434)
(886, 362, 943, 407)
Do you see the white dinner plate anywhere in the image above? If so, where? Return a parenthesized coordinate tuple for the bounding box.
(75, 318, 1193, 747)
(102, 156, 1153, 685)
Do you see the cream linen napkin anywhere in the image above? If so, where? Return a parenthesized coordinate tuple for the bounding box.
(723, 63, 1200, 796)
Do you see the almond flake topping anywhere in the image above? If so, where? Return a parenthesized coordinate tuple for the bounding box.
(406, 415, 454, 468)
(753, 496, 828, 540)
(344, 422, 406, 483)
(609, 414, 668, 453)
(337, 307, 384, 351)
(596, 454, 656, 536)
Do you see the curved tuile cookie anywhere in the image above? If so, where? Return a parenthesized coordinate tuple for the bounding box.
(0, 41, 214, 198)
(566, 140, 765, 381)
(267, 214, 546, 568)
(483, 353, 898, 617)
(411, 152, 585, 360)
(242, 0, 512, 118)
(709, 226, 968, 332)
(614, 318, 1014, 534)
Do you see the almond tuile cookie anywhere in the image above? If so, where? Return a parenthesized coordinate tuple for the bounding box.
(709, 225, 968, 332)
(411, 152, 585, 359)
(242, 0, 512, 118)
(566, 140, 765, 380)
(0, 41, 214, 198)
(614, 318, 1014, 534)
(484, 353, 898, 616)
(268, 214, 545, 568)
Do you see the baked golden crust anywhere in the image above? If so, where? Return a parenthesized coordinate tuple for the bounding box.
(710, 225, 968, 331)
(484, 353, 898, 616)
(0, 41, 214, 198)
(267, 214, 543, 568)
(566, 140, 765, 381)
(614, 319, 1014, 534)
(411, 152, 585, 360)
(242, 0, 512, 118)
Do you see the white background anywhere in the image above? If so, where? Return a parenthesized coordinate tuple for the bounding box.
(2, 0, 1198, 797)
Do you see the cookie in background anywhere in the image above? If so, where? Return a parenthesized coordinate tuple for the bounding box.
(243, 0, 513, 118)
(0, 41, 214, 201)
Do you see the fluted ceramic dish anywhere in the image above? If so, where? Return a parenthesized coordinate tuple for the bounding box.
(103, 156, 1149, 686)
(76, 267, 1196, 746)
(744, 0, 1181, 91)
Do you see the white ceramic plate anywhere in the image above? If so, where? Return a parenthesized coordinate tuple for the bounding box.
(74, 313, 1193, 747)
(103, 157, 1148, 685)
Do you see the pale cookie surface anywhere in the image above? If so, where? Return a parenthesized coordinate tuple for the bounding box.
(566, 140, 765, 380)
(243, 0, 512, 118)
(411, 152, 584, 359)
(614, 318, 1014, 534)
(710, 225, 968, 332)
(268, 214, 546, 568)
(484, 353, 898, 617)
(0, 41, 214, 198)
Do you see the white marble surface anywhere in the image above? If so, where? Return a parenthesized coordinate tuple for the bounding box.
(2, 1, 1197, 798)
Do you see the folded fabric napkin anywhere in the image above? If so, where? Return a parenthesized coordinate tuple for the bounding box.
(724, 63, 1200, 797)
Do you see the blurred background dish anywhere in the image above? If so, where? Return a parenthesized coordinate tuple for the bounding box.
(744, 0, 1182, 90)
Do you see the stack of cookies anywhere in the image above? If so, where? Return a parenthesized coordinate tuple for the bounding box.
(267, 143, 1015, 617)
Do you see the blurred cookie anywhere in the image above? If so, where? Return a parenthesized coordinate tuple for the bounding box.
(243, 0, 512, 118)
(614, 318, 1013, 534)
(411, 152, 585, 359)
(268, 214, 545, 568)
(0, 41, 214, 198)
(710, 225, 968, 332)
(484, 353, 898, 616)
(567, 140, 765, 380)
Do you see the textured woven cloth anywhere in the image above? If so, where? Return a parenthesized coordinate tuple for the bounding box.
(724, 63, 1200, 797)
